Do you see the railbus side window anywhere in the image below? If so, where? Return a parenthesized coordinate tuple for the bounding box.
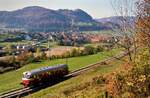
(33, 75, 36, 79)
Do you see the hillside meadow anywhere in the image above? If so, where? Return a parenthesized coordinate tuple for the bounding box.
(26, 57, 125, 98)
(0, 48, 122, 94)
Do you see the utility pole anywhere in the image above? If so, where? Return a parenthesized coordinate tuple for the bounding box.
(66, 19, 75, 65)
(48, 35, 53, 59)
(65, 38, 68, 65)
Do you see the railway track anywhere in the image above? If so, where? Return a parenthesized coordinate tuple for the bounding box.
(0, 87, 32, 98)
(0, 50, 130, 98)
(66, 51, 128, 77)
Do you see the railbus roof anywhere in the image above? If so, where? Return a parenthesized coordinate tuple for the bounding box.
(23, 64, 68, 78)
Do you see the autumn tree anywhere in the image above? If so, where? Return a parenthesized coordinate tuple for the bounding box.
(111, 0, 137, 62)
(70, 48, 79, 57)
(107, 0, 150, 97)
(136, 0, 150, 54)
(35, 48, 41, 57)
(16, 51, 34, 66)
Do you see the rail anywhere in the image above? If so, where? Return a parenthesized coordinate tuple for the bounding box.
(0, 50, 130, 98)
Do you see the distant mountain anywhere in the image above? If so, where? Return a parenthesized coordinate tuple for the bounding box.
(0, 6, 112, 32)
(95, 16, 135, 27)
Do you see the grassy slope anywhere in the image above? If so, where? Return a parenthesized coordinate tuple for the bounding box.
(26, 58, 124, 98)
(0, 48, 121, 94)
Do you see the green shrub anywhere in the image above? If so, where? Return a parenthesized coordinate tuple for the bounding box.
(96, 45, 104, 52)
(83, 45, 95, 55)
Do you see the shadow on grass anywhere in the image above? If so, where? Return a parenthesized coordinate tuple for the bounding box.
(20, 76, 72, 97)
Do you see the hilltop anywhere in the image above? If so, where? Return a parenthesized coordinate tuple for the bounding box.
(0, 6, 114, 32)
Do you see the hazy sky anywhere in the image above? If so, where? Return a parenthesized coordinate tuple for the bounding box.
(0, 0, 117, 18)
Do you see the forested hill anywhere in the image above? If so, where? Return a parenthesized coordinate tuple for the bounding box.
(0, 6, 115, 32)
(95, 16, 135, 27)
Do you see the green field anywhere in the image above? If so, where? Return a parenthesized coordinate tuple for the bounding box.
(0, 48, 121, 94)
(82, 30, 114, 35)
(82, 30, 121, 37)
(41, 41, 59, 48)
(0, 41, 33, 47)
(0, 34, 15, 40)
(26, 58, 124, 98)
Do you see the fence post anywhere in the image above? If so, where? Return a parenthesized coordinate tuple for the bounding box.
(105, 91, 108, 98)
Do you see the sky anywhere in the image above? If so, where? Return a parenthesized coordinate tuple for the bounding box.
(0, 0, 128, 18)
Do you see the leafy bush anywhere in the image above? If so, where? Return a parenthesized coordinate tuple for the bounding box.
(70, 48, 79, 57)
(16, 52, 35, 66)
(96, 45, 104, 52)
(83, 45, 95, 55)
(109, 48, 150, 98)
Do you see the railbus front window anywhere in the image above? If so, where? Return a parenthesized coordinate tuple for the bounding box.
(26, 74, 30, 79)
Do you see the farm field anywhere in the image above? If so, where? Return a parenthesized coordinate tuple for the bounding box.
(0, 48, 122, 94)
(82, 30, 116, 35)
(26, 56, 125, 98)
(0, 41, 33, 47)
